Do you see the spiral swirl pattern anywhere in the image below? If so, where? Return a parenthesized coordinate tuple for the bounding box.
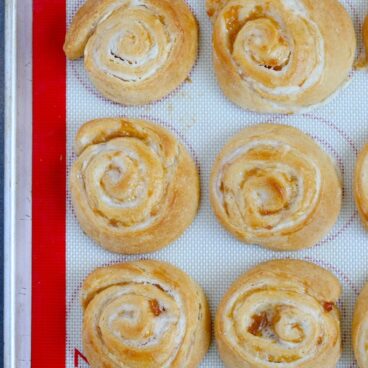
(353, 283, 368, 368)
(210, 124, 341, 250)
(216, 259, 342, 368)
(207, 0, 355, 113)
(70, 118, 199, 254)
(82, 260, 211, 368)
(355, 144, 368, 230)
(64, 0, 198, 105)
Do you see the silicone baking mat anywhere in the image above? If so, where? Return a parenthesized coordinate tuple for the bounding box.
(32, 0, 368, 366)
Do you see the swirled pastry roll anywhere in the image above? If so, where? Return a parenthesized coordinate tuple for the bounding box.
(355, 144, 368, 230)
(364, 16, 368, 66)
(215, 259, 342, 368)
(82, 260, 211, 368)
(70, 118, 199, 254)
(64, 0, 198, 105)
(353, 283, 368, 368)
(206, 0, 356, 113)
(210, 124, 341, 250)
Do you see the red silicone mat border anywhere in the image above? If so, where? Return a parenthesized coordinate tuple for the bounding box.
(32, 0, 67, 366)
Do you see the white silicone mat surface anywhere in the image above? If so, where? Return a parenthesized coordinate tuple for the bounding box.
(66, 0, 368, 366)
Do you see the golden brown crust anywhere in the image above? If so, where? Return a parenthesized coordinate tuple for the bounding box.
(355, 144, 368, 230)
(207, 0, 356, 113)
(364, 16, 368, 65)
(82, 260, 211, 368)
(353, 283, 368, 368)
(70, 117, 199, 254)
(210, 123, 342, 251)
(215, 259, 342, 368)
(64, 0, 198, 105)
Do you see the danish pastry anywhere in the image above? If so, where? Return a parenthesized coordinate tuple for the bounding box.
(206, 0, 356, 113)
(70, 118, 199, 254)
(82, 260, 211, 368)
(353, 282, 368, 368)
(215, 259, 342, 368)
(355, 143, 368, 229)
(364, 16, 368, 66)
(64, 0, 198, 105)
(210, 123, 341, 250)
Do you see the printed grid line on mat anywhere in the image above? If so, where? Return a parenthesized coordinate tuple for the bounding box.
(32, 0, 368, 367)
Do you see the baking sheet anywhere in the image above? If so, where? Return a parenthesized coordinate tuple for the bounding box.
(4, 0, 33, 366)
(65, 0, 368, 366)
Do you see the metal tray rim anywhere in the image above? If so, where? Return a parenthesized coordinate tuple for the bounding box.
(4, 0, 33, 367)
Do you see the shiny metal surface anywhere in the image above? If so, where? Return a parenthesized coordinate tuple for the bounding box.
(4, 0, 32, 367)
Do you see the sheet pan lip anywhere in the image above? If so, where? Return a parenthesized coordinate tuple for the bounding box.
(4, 0, 33, 367)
